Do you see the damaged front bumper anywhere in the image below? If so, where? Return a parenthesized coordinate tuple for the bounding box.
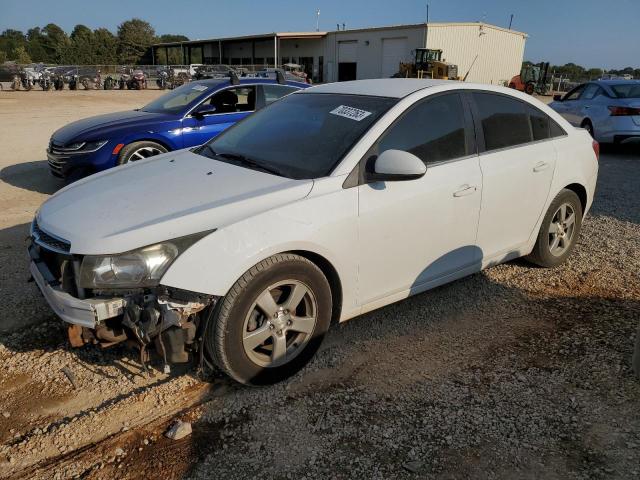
(28, 241, 215, 367)
(30, 256, 125, 328)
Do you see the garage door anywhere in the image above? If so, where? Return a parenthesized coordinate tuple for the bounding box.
(338, 41, 358, 63)
(381, 37, 408, 78)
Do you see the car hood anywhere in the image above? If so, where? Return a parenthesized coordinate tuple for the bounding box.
(37, 149, 314, 254)
(52, 110, 176, 144)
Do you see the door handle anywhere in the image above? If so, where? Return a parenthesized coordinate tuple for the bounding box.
(453, 185, 477, 197)
(533, 161, 549, 173)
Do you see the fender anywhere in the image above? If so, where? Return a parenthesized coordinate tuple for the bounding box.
(160, 177, 360, 318)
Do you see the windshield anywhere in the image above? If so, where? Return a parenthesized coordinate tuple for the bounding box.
(610, 83, 640, 99)
(197, 93, 397, 179)
(141, 82, 214, 114)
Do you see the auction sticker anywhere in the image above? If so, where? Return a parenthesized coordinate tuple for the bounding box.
(330, 105, 372, 121)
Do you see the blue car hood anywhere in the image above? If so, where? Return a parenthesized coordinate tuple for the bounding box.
(52, 110, 177, 144)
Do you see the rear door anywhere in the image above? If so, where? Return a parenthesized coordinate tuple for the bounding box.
(471, 92, 558, 259)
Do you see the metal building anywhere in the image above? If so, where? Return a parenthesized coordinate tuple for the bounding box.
(151, 22, 527, 85)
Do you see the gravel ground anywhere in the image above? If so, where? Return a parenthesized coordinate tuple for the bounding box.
(0, 91, 638, 479)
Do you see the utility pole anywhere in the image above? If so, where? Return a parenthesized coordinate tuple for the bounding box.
(508, 14, 514, 30)
(424, 3, 430, 48)
(316, 9, 320, 32)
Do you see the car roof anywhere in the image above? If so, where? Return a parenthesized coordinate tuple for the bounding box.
(595, 79, 640, 85)
(305, 79, 453, 98)
(193, 78, 308, 89)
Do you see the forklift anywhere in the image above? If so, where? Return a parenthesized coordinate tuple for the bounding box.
(397, 48, 459, 80)
(509, 62, 550, 95)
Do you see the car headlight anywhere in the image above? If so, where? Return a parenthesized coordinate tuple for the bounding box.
(79, 231, 214, 289)
(81, 140, 109, 152)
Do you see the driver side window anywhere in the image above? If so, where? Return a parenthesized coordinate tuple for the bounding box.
(207, 86, 256, 113)
(377, 93, 469, 165)
(564, 85, 585, 101)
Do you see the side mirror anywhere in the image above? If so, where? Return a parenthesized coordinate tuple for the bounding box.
(553, 94, 563, 102)
(366, 149, 426, 182)
(192, 104, 217, 118)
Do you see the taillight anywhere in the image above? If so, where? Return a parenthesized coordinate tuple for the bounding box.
(608, 106, 640, 116)
(592, 140, 600, 161)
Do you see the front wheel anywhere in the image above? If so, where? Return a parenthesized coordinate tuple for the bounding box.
(117, 141, 168, 165)
(206, 254, 332, 385)
(526, 189, 583, 268)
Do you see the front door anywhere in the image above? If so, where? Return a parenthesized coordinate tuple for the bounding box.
(357, 93, 482, 305)
(181, 85, 256, 146)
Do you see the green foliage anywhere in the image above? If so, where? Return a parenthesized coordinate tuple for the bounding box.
(117, 18, 156, 64)
(0, 51, 6, 64)
(158, 34, 189, 43)
(11, 45, 32, 64)
(41, 23, 70, 63)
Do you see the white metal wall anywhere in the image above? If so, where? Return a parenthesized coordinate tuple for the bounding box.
(426, 24, 527, 85)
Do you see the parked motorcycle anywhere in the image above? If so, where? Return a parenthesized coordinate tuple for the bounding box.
(156, 69, 168, 89)
(103, 75, 118, 90)
(39, 70, 53, 91)
(128, 69, 147, 90)
(68, 74, 78, 90)
(11, 70, 34, 91)
(81, 70, 103, 90)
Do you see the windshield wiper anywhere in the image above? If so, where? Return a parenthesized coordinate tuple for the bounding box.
(213, 152, 286, 177)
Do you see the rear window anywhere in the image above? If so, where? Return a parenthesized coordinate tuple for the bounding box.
(610, 83, 640, 99)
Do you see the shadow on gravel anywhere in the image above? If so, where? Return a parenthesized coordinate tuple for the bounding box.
(591, 144, 640, 224)
(0, 160, 63, 195)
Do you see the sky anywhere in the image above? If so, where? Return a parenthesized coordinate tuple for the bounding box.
(2, 0, 639, 69)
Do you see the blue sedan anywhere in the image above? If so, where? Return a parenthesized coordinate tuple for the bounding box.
(549, 80, 640, 144)
(47, 77, 309, 180)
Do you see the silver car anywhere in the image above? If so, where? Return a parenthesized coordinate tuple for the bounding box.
(549, 80, 640, 144)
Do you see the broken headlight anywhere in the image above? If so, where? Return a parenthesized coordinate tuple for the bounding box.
(78, 231, 214, 289)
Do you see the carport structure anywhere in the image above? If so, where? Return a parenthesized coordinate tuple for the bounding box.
(152, 31, 327, 82)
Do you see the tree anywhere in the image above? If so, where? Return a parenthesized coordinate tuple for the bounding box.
(26, 27, 48, 62)
(92, 28, 118, 65)
(11, 45, 32, 64)
(0, 51, 6, 64)
(69, 24, 95, 64)
(117, 18, 155, 64)
(41, 23, 70, 63)
(157, 34, 189, 43)
(0, 29, 26, 61)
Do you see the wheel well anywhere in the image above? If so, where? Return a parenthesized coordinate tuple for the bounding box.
(129, 138, 172, 152)
(290, 250, 343, 324)
(565, 183, 587, 215)
(580, 118, 592, 127)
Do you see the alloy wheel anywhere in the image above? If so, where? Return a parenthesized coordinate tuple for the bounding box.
(242, 280, 318, 368)
(127, 146, 164, 162)
(548, 203, 576, 257)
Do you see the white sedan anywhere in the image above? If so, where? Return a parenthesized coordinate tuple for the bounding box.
(29, 79, 599, 385)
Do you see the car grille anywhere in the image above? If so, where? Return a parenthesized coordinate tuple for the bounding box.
(47, 140, 71, 175)
(32, 219, 71, 254)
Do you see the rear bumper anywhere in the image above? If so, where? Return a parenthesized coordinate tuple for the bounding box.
(29, 245, 124, 328)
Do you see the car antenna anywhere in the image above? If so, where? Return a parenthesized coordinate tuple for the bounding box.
(229, 70, 240, 86)
(276, 70, 286, 85)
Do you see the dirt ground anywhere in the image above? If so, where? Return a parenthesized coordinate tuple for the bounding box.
(0, 89, 638, 480)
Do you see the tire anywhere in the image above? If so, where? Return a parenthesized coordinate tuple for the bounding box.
(117, 141, 168, 165)
(581, 120, 594, 138)
(525, 82, 535, 95)
(206, 253, 332, 385)
(526, 189, 583, 268)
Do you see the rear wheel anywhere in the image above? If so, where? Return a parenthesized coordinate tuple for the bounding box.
(206, 253, 332, 385)
(117, 141, 168, 165)
(525, 82, 535, 95)
(526, 189, 583, 268)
